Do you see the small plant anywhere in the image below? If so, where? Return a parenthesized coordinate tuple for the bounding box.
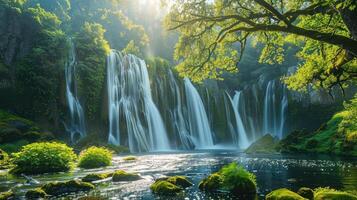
(78, 146, 113, 169)
(11, 142, 76, 174)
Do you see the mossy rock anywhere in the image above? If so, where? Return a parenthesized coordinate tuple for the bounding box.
(245, 134, 279, 154)
(82, 173, 112, 182)
(297, 187, 314, 200)
(266, 188, 306, 200)
(25, 188, 47, 199)
(314, 191, 357, 200)
(166, 176, 193, 188)
(199, 173, 223, 191)
(112, 170, 140, 182)
(123, 156, 137, 161)
(150, 180, 182, 195)
(41, 180, 94, 196)
(0, 191, 14, 200)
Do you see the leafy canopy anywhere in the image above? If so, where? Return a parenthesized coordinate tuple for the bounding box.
(165, 0, 357, 91)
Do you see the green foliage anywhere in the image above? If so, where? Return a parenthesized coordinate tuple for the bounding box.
(75, 22, 109, 120)
(266, 188, 306, 200)
(78, 146, 112, 169)
(0, 148, 9, 169)
(339, 94, 357, 142)
(150, 180, 182, 195)
(112, 170, 140, 182)
(41, 180, 94, 196)
(24, 0, 71, 21)
(166, 0, 357, 89)
(0, 191, 14, 200)
(199, 162, 256, 194)
(11, 142, 76, 174)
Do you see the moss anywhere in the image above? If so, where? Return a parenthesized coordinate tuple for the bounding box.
(82, 173, 112, 182)
(0, 191, 14, 200)
(41, 180, 94, 196)
(0, 139, 29, 153)
(199, 173, 223, 191)
(0, 128, 22, 143)
(297, 187, 314, 200)
(0, 148, 9, 165)
(150, 180, 182, 195)
(112, 170, 140, 182)
(245, 134, 278, 154)
(266, 188, 306, 200)
(25, 188, 46, 199)
(123, 156, 137, 161)
(78, 146, 113, 169)
(166, 176, 193, 188)
(314, 188, 357, 200)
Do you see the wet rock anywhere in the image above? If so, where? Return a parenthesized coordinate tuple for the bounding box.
(0, 191, 14, 200)
(245, 134, 279, 154)
(112, 170, 140, 182)
(41, 180, 94, 196)
(198, 173, 223, 191)
(165, 176, 193, 188)
(314, 191, 357, 200)
(266, 188, 305, 200)
(82, 173, 112, 183)
(297, 187, 314, 200)
(25, 188, 46, 199)
(150, 180, 182, 195)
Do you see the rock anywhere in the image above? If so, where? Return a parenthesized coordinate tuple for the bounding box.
(25, 188, 46, 199)
(41, 180, 94, 196)
(266, 188, 306, 200)
(165, 176, 193, 188)
(123, 156, 137, 161)
(112, 170, 140, 182)
(314, 191, 357, 200)
(297, 187, 314, 200)
(150, 180, 182, 195)
(198, 173, 223, 191)
(0, 191, 14, 200)
(245, 134, 278, 154)
(82, 173, 112, 183)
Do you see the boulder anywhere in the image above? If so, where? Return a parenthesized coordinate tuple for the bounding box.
(112, 170, 140, 182)
(166, 176, 193, 188)
(41, 180, 94, 196)
(245, 134, 278, 154)
(82, 173, 112, 183)
(198, 173, 223, 191)
(150, 180, 182, 195)
(266, 188, 306, 200)
(297, 187, 314, 200)
(314, 191, 357, 200)
(25, 188, 46, 199)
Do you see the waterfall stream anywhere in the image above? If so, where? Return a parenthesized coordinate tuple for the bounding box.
(65, 40, 86, 142)
(107, 50, 170, 152)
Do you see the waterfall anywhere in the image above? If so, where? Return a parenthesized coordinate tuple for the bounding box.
(184, 78, 214, 149)
(65, 40, 86, 142)
(107, 50, 170, 152)
(168, 71, 192, 149)
(263, 80, 288, 139)
(228, 91, 250, 149)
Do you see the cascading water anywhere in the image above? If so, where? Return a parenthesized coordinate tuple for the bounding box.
(184, 78, 214, 149)
(65, 40, 86, 142)
(107, 50, 170, 152)
(228, 91, 250, 149)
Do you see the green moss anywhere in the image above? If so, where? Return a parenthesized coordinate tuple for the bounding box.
(0, 191, 14, 200)
(11, 142, 77, 174)
(25, 188, 47, 199)
(123, 156, 137, 161)
(150, 180, 182, 195)
(314, 188, 357, 200)
(266, 188, 306, 200)
(78, 147, 113, 169)
(245, 134, 278, 154)
(112, 170, 140, 182)
(41, 180, 94, 196)
(82, 173, 112, 182)
(199, 162, 256, 195)
(166, 176, 193, 188)
(297, 187, 314, 200)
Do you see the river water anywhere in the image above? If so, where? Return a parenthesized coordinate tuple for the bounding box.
(1, 151, 356, 199)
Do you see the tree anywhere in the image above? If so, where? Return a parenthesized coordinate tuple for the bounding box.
(165, 0, 357, 92)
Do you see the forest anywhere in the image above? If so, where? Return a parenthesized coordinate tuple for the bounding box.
(0, 0, 356, 199)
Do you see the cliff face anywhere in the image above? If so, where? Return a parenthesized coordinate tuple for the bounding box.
(0, 5, 38, 66)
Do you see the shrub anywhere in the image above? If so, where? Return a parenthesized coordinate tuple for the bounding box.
(11, 142, 76, 174)
(78, 147, 112, 169)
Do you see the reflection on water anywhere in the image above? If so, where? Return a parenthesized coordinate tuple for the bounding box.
(1, 151, 356, 199)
